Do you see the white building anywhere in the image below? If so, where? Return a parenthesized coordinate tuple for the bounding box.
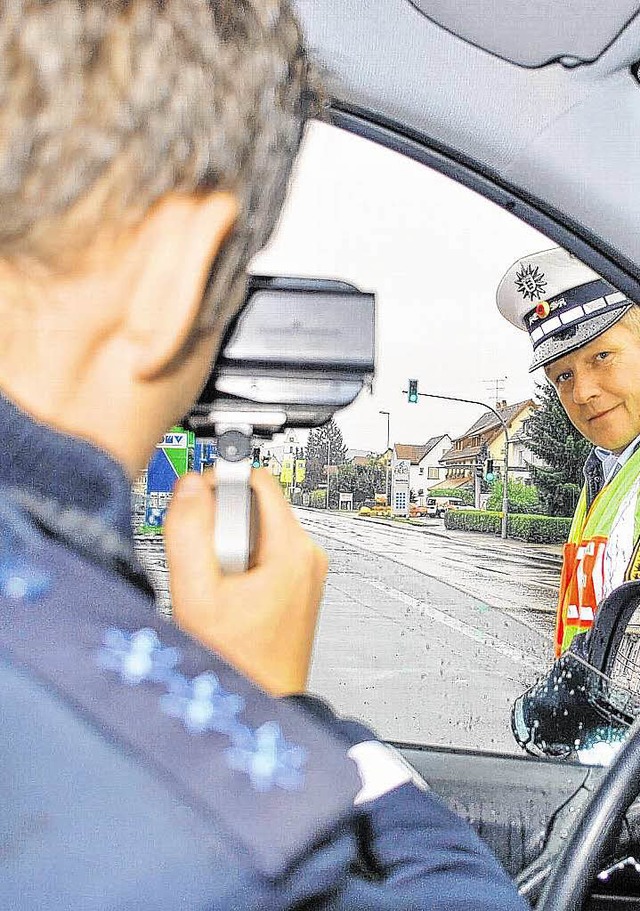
(393, 435, 452, 505)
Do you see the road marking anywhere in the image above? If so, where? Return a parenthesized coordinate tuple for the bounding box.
(301, 516, 554, 642)
(365, 578, 540, 671)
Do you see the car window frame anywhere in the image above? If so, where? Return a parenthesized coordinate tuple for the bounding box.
(328, 104, 640, 309)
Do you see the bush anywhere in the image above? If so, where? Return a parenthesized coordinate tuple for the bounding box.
(506, 514, 572, 544)
(445, 509, 572, 544)
(427, 486, 473, 505)
(487, 480, 540, 515)
(310, 489, 326, 508)
(358, 505, 392, 517)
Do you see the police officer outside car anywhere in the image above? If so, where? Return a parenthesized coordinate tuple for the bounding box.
(0, 2, 528, 910)
(498, 246, 640, 659)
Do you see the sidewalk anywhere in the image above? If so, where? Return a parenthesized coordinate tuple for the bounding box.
(296, 506, 564, 564)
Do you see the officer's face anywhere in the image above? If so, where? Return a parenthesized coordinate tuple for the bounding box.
(545, 320, 640, 452)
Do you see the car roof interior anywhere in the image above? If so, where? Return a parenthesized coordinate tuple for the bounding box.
(293, 0, 640, 300)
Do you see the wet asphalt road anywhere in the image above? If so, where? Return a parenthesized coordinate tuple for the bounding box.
(298, 510, 558, 755)
(134, 510, 561, 757)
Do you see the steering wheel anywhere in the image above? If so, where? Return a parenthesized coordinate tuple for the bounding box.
(537, 712, 640, 909)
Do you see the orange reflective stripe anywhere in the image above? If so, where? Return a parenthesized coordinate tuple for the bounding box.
(555, 536, 607, 657)
(555, 541, 576, 658)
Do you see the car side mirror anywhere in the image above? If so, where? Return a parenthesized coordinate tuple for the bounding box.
(512, 582, 640, 762)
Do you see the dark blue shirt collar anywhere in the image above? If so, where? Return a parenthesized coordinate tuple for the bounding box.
(0, 391, 133, 542)
(583, 435, 640, 510)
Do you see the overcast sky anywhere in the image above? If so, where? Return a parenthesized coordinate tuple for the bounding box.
(252, 121, 553, 455)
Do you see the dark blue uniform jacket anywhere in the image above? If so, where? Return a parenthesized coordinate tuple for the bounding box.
(0, 394, 529, 910)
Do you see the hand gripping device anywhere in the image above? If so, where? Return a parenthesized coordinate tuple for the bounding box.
(185, 276, 376, 574)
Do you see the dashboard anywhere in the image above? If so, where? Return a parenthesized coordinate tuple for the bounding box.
(394, 741, 640, 908)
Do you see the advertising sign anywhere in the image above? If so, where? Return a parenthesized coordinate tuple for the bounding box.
(144, 428, 194, 528)
(391, 458, 411, 517)
(295, 458, 306, 484)
(280, 457, 294, 485)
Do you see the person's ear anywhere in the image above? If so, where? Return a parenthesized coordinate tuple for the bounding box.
(125, 191, 238, 380)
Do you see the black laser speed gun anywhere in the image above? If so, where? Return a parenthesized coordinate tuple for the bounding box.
(185, 276, 376, 574)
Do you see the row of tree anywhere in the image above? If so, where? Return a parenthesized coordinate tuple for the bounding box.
(302, 420, 387, 507)
(299, 382, 592, 517)
(524, 383, 591, 516)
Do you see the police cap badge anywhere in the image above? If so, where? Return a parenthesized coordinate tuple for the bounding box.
(496, 247, 634, 372)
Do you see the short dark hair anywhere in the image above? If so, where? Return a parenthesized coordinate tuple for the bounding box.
(0, 0, 320, 325)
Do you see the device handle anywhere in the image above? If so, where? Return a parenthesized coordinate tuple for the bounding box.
(213, 429, 256, 574)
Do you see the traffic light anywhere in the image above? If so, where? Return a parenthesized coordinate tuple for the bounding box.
(475, 457, 484, 479)
(485, 458, 495, 482)
(408, 379, 419, 404)
(251, 447, 261, 469)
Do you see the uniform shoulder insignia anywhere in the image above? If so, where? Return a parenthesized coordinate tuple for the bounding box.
(0, 527, 362, 877)
(0, 499, 52, 602)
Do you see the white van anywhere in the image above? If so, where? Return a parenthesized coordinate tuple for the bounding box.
(426, 496, 464, 518)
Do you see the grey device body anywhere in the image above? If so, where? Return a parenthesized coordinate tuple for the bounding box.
(186, 276, 376, 574)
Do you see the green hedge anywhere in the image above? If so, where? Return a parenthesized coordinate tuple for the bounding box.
(444, 509, 572, 544)
(426, 486, 473, 505)
(309, 489, 327, 508)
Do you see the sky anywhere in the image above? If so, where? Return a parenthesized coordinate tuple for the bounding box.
(251, 120, 554, 455)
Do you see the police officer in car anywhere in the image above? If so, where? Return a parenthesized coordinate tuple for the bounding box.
(497, 247, 640, 755)
(0, 3, 528, 909)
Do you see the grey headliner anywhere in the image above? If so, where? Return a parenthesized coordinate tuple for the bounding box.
(410, 0, 640, 68)
(292, 0, 640, 291)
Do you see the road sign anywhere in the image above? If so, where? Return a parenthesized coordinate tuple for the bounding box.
(194, 440, 217, 472)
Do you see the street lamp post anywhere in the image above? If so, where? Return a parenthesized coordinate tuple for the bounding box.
(404, 388, 510, 539)
(326, 436, 331, 510)
(379, 410, 390, 506)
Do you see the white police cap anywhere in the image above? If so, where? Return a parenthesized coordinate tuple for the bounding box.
(496, 247, 633, 372)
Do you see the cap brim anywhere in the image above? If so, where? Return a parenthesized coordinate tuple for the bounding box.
(529, 304, 632, 372)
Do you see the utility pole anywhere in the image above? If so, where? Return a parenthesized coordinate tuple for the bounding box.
(326, 436, 331, 510)
(379, 410, 390, 506)
(403, 386, 510, 539)
(290, 446, 297, 504)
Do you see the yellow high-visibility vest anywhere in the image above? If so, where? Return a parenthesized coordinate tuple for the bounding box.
(555, 446, 640, 656)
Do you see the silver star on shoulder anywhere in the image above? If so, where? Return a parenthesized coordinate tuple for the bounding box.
(160, 672, 245, 734)
(97, 627, 180, 685)
(226, 721, 307, 792)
